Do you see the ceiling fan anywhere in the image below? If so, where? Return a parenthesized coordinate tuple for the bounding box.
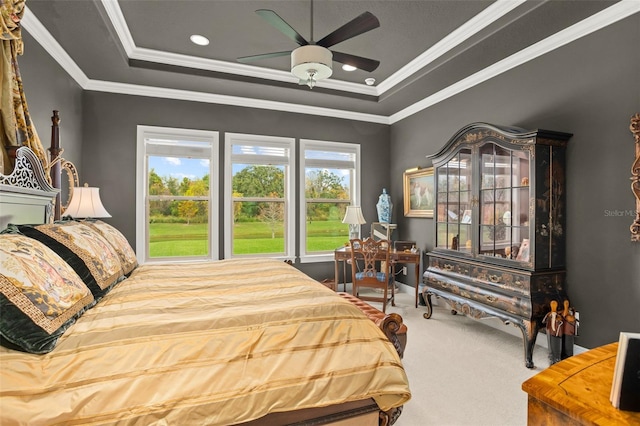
(237, 0, 380, 89)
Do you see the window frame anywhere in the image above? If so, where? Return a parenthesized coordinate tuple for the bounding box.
(136, 125, 219, 264)
(299, 139, 361, 263)
(224, 133, 296, 260)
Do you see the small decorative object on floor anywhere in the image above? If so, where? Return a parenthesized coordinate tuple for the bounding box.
(561, 300, 577, 357)
(543, 299, 579, 365)
(543, 300, 564, 364)
(376, 188, 393, 223)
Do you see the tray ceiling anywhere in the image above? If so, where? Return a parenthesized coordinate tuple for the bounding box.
(22, 0, 638, 123)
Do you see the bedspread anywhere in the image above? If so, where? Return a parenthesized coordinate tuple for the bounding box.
(0, 258, 410, 425)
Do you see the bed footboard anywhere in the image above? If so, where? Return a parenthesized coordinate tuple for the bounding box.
(336, 292, 407, 359)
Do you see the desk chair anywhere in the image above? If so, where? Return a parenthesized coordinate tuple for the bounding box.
(349, 237, 394, 313)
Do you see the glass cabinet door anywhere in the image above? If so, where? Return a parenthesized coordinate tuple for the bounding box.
(511, 149, 531, 261)
(435, 148, 472, 253)
(478, 143, 530, 260)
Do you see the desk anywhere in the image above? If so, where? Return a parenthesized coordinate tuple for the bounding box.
(522, 342, 640, 425)
(334, 246, 421, 308)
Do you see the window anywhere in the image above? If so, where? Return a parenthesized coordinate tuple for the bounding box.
(224, 133, 295, 259)
(300, 140, 361, 263)
(136, 126, 219, 263)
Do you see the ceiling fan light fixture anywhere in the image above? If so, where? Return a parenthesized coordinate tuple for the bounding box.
(291, 45, 332, 89)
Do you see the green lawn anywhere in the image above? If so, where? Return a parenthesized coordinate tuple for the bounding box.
(149, 220, 349, 257)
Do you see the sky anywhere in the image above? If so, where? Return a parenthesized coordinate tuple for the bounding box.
(149, 156, 210, 181)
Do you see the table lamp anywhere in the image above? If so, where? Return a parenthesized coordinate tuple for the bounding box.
(62, 183, 111, 219)
(342, 206, 366, 240)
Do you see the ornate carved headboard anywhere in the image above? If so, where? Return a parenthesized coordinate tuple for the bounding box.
(0, 110, 78, 228)
(0, 146, 59, 229)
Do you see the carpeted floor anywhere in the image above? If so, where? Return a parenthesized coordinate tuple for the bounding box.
(363, 285, 551, 426)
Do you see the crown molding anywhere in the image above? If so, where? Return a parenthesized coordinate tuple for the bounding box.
(22, 6, 90, 88)
(101, 0, 135, 57)
(377, 0, 526, 95)
(85, 80, 390, 125)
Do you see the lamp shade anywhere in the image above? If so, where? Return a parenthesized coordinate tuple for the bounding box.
(343, 206, 366, 240)
(291, 45, 333, 89)
(342, 206, 366, 225)
(62, 185, 111, 218)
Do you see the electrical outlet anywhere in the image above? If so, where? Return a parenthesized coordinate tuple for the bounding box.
(402, 266, 407, 275)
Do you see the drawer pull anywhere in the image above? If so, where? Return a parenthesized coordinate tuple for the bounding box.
(488, 274, 501, 283)
(444, 264, 454, 271)
(486, 295, 498, 303)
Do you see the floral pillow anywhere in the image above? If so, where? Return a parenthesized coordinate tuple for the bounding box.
(17, 221, 124, 301)
(85, 220, 138, 275)
(0, 234, 94, 354)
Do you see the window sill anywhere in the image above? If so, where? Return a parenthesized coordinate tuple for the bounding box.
(299, 253, 336, 264)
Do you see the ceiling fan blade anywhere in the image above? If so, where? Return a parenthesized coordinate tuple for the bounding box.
(255, 9, 309, 46)
(316, 11, 380, 48)
(331, 51, 380, 72)
(237, 51, 292, 63)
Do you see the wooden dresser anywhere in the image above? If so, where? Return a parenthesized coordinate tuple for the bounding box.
(522, 343, 640, 425)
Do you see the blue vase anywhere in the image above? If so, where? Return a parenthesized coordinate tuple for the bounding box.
(376, 188, 393, 223)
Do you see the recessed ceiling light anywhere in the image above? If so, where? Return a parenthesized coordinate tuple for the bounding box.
(342, 64, 357, 72)
(190, 34, 209, 46)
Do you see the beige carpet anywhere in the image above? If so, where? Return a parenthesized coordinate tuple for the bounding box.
(362, 286, 551, 426)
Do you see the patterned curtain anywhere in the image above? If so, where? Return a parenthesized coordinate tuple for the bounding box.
(1, 0, 47, 175)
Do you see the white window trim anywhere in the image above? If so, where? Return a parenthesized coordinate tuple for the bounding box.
(136, 125, 219, 264)
(299, 139, 361, 264)
(224, 133, 296, 260)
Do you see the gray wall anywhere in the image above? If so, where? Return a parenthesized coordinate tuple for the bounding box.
(20, 32, 83, 175)
(391, 15, 640, 349)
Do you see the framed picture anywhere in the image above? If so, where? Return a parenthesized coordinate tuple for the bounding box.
(403, 167, 434, 218)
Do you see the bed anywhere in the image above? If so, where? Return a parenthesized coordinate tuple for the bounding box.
(0, 118, 410, 425)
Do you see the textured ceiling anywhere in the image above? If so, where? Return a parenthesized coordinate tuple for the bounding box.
(24, 0, 619, 117)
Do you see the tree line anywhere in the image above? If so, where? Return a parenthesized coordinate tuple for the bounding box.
(148, 166, 349, 224)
